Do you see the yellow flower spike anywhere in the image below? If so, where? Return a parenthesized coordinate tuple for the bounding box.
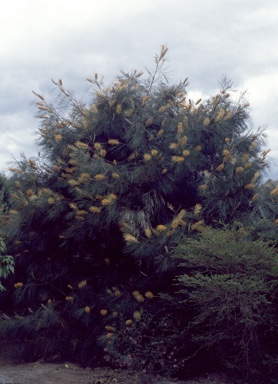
(171, 219, 179, 229)
(114, 290, 121, 297)
(172, 156, 185, 163)
(195, 145, 202, 152)
(177, 209, 186, 219)
(244, 183, 255, 190)
(91, 104, 98, 113)
(65, 296, 74, 302)
(169, 143, 178, 149)
(94, 174, 106, 180)
(151, 149, 158, 157)
(99, 149, 107, 157)
(47, 299, 52, 305)
(245, 163, 252, 169)
(101, 198, 112, 206)
(144, 227, 152, 238)
(106, 333, 114, 339)
(76, 210, 88, 216)
(132, 290, 144, 302)
(94, 142, 102, 150)
(162, 168, 168, 174)
(236, 167, 244, 174)
(156, 224, 167, 231)
(78, 173, 90, 183)
(144, 291, 154, 299)
(158, 105, 167, 113)
(145, 117, 153, 126)
(177, 122, 183, 133)
(274, 219, 278, 225)
(142, 95, 149, 104)
(112, 311, 118, 318)
(182, 149, 190, 157)
(75, 215, 85, 221)
(123, 233, 139, 243)
(191, 220, 205, 231)
(179, 135, 187, 146)
(133, 311, 141, 320)
(100, 309, 108, 316)
(216, 163, 224, 172)
(249, 141, 256, 150)
(270, 187, 278, 196)
(178, 219, 187, 227)
(26, 189, 33, 197)
(203, 117, 211, 126)
(116, 104, 122, 114)
(194, 204, 202, 215)
(48, 197, 55, 204)
(157, 129, 164, 137)
(125, 319, 133, 326)
(135, 294, 145, 302)
(108, 139, 120, 145)
(105, 326, 115, 332)
(252, 171, 260, 182)
(108, 193, 117, 200)
(75, 141, 89, 149)
(198, 184, 208, 191)
(78, 280, 87, 289)
(55, 134, 63, 141)
(89, 206, 101, 213)
(251, 193, 259, 202)
(112, 173, 120, 179)
(225, 137, 230, 142)
(242, 153, 249, 163)
(67, 284, 73, 289)
(223, 149, 230, 156)
(14, 282, 23, 288)
(124, 108, 134, 116)
(143, 153, 152, 161)
(84, 306, 90, 313)
(215, 108, 225, 122)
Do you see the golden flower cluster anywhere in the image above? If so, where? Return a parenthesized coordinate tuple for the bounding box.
(14, 282, 23, 288)
(100, 309, 108, 315)
(89, 206, 101, 213)
(123, 233, 139, 243)
(78, 280, 87, 289)
(132, 290, 145, 302)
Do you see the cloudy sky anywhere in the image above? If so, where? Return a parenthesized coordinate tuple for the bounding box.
(1, 0, 278, 179)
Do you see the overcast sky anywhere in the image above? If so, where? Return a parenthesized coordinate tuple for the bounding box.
(1, 0, 277, 180)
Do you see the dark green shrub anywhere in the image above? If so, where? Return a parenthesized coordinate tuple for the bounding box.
(173, 225, 278, 381)
(98, 289, 190, 378)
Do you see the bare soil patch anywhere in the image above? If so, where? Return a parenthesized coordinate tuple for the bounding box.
(0, 339, 232, 384)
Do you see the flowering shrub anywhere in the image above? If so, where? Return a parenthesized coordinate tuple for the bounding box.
(100, 310, 187, 377)
(99, 290, 188, 378)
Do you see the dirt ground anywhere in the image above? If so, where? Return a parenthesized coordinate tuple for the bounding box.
(0, 340, 233, 384)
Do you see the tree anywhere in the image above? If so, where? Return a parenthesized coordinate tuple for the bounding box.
(0, 46, 275, 372)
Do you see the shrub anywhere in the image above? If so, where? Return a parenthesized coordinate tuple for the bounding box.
(0, 238, 14, 292)
(98, 289, 189, 378)
(173, 225, 278, 381)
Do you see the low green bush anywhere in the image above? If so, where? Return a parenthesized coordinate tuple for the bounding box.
(0, 237, 14, 292)
(173, 225, 278, 381)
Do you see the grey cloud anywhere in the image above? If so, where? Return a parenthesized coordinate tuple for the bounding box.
(0, 0, 277, 179)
